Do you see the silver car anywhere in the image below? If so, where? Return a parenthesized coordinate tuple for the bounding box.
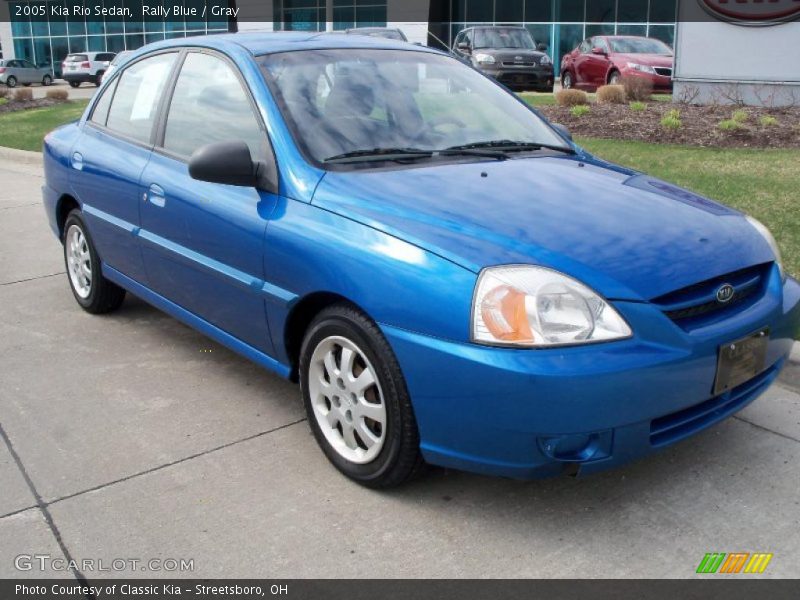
(0, 59, 53, 88)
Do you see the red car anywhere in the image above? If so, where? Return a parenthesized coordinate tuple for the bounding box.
(561, 36, 674, 93)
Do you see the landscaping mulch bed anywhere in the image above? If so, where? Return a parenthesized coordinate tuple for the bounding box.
(0, 98, 65, 114)
(537, 102, 800, 149)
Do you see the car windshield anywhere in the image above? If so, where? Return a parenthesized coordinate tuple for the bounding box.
(474, 28, 535, 50)
(260, 49, 568, 166)
(607, 37, 672, 55)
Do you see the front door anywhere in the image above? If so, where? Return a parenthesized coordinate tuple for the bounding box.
(139, 50, 278, 354)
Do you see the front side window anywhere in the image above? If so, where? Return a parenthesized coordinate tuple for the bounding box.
(474, 28, 535, 50)
(162, 52, 265, 159)
(261, 49, 568, 167)
(106, 52, 176, 144)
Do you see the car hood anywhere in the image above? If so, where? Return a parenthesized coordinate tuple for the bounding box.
(311, 156, 772, 301)
(614, 53, 674, 67)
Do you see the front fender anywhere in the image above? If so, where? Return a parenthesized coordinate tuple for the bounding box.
(262, 197, 477, 365)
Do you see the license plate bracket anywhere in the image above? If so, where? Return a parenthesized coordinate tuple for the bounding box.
(713, 328, 769, 396)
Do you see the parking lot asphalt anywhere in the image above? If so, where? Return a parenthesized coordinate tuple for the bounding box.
(0, 156, 799, 579)
(27, 81, 98, 101)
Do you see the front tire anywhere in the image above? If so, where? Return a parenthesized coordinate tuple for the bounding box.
(300, 305, 423, 488)
(63, 210, 126, 314)
(608, 70, 621, 85)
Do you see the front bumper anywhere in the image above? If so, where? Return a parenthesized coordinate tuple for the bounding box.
(479, 64, 555, 91)
(382, 269, 800, 479)
(620, 68, 673, 92)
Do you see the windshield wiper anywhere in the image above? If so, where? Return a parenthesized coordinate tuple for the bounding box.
(323, 148, 433, 164)
(445, 140, 576, 155)
(324, 146, 509, 164)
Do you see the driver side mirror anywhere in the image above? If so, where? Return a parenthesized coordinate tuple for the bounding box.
(457, 42, 471, 53)
(536, 43, 548, 52)
(591, 47, 607, 56)
(189, 140, 271, 189)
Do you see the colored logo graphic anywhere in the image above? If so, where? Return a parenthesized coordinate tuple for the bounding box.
(699, 0, 800, 24)
(696, 552, 773, 574)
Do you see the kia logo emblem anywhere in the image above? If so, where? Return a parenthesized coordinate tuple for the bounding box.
(515, 56, 523, 62)
(716, 284, 735, 304)
(699, 0, 800, 24)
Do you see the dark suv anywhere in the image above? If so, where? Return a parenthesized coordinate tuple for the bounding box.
(453, 26, 554, 92)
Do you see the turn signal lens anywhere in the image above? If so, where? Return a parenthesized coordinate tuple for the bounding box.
(480, 285, 535, 343)
(472, 266, 632, 348)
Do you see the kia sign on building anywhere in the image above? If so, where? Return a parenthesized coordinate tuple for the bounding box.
(699, 0, 800, 24)
(674, 0, 800, 105)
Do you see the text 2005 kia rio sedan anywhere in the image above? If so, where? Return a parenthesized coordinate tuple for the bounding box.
(43, 33, 800, 487)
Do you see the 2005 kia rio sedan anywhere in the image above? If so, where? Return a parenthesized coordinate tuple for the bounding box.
(43, 33, 800, 487)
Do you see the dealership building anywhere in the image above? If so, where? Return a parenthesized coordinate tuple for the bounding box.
(1, 0, 798, 105)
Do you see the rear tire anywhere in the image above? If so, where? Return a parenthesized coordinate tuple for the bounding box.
(300, 304, 424, 488)
(6, 76, 17, 88)
(42, 74, 52, 86)
(63, 210, 126, 314)
(95, 71, 104, 86)
(69, 81, 80, 88)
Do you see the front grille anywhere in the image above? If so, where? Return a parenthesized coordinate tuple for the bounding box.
(650, 360, 781, 448)
(501, 61, 536, 67)
(654, 67, 673, 77)
(652, 263, 771, 328)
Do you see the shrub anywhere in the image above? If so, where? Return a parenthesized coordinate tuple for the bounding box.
(570, 104, 590, 117)
(718, 119, 743, 132)
(0, 98, 7, 106)
(660, 109, 682, 130)
(555, 89, 589, 107)
(0, 88, 8, 99)
(596, 84, 626, 104)
(622, 76, 653, 102)
(731, 109, 749, 124)
(13, 88, 34, 102)
(759, 115, 778, 127)
(46, 89, 69, 101)
(629, 101, 647, 112)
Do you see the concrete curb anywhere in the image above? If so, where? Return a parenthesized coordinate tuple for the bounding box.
(0, 146, 43, 166)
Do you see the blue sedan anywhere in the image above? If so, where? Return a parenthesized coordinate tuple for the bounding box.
(42, 33, 800, 487)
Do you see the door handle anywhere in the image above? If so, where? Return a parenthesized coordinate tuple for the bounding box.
(148, 184, 166, 208)
(71, 152, 83, 170)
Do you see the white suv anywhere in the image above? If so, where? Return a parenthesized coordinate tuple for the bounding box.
(62, 52, 115, 87)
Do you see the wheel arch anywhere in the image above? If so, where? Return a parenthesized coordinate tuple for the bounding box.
(56, 194, 80, 239)
(283, 291, 368, 382)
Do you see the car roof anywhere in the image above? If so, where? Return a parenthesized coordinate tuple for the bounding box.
(139, 32, 438, 57)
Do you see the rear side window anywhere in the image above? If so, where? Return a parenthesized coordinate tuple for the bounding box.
(162, 52, 265, 159)
(90, 78, 117, 126)
(65, 54, 88, 62)
(106, 52, 176, 144)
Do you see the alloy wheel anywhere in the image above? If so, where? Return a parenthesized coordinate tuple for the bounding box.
(66, 224, 92, 299)
(307, 336, 387, 464)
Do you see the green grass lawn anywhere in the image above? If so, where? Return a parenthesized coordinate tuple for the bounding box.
(578, 138, 800, 280)
(0, 100, 88, 152)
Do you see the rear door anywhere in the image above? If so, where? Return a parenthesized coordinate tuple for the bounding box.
(69, 51, 178, 283)
(138, 50, 278, 353)
(17, 59, 38, 83)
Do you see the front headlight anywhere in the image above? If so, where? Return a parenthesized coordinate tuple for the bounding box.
(627, 62, 656, 74)
(474, 53, 496, 65)
(746, 216, 785, 282)
(472, 266, 632, 348)
(540, 55, 552, 65)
